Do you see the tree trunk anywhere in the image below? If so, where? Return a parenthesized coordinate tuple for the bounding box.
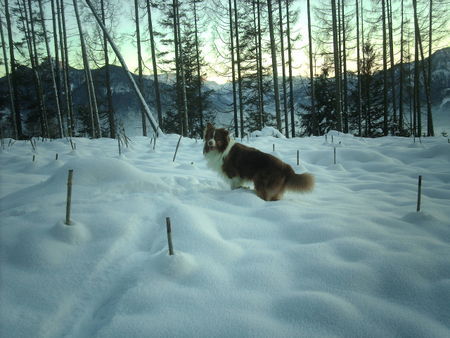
(427, 0, 434, 136)
(38, 0, 64, 138)
(257, 0, 265, 129)
(173, 0, 189, 136)
(56, 0, 69, 136)
(233, 0, 244, 138)
(26, 0, 49, 137)
(228, 0, 239, 137)
(51, 0, 63, 130)
(60, 0, 75, 136)
(398, 0, 404, 133)
(146, 0, 163, 129)
(387, 0, 397, 133)
(287, 0, 295, 137)
(277, 0, 289, 137)
(193, 1, 204, 133)
(331, 0, 342, 131)
(101, 0, 116, 139)
(74, 0, 101, 138)
(307, 0, 316, 135)
(134, 0, 147, 136)
(0, 11, 18, 139)
(381, 0, 388, 136)
(267, 0, 282, 132)
(355, 0, 362, 136)
(253, 1, 263, 130)
(340, 0, 349, 134)
(413, 0, 420, 137)
(5, 0, 23, 138)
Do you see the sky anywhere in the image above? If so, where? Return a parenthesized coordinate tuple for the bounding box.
(1, 0, 449, 82)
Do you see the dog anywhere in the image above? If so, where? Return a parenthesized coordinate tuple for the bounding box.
(203, 123, 314, 201)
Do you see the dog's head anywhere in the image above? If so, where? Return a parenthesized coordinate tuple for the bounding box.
(203, 123, 230, 154)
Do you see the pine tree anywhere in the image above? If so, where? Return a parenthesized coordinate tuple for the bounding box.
(299, 65, 336, 136)
(350, 42, 385, 137)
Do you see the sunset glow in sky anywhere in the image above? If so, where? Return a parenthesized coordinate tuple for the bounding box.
(1, 0, 449, 82)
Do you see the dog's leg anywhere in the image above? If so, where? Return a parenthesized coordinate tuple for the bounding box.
(255, 174, 285, 201)
(229, 176, 245, 190)
(254, 176, 269, 201)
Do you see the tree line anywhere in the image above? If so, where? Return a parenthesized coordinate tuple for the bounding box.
(0, 0, 448, 140)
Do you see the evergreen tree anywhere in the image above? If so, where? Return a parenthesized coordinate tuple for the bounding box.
(299, 64, 337, 136)
(349, 42, 385, 137)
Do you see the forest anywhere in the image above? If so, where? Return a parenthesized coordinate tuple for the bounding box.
(0, 0, 448, 140)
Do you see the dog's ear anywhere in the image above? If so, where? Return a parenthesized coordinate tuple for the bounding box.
(204, 122, 214, 139)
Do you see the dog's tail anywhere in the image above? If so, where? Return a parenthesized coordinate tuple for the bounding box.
(285, 171, 315, 192)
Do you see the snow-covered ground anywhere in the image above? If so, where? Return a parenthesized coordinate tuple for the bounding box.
(1, 131, 449, 337)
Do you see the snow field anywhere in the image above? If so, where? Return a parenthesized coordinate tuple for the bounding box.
(1, 132, 449, 337)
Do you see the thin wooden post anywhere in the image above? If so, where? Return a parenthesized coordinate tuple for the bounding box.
(166, 217, 174, 255)
(65, 169, 74, 225)
(118, 137, 122, 156)
(334, 147, 336, 165)
(32, 155, 35, 162)
(273, 144, 275, 152)
(416, 175, 422, 212)
(297, 150, 299, 166)
(173, 135, 182, 162)
(56, 153, 58, 160)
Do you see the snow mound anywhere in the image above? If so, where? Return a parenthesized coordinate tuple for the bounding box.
(251, 127, 286, 138)
(49, 220, 91, 245)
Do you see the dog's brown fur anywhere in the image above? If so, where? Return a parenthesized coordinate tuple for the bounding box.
(203, 123, 314, 201)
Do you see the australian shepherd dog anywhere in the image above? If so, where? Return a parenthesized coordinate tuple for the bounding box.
(203, 123, 314, 201)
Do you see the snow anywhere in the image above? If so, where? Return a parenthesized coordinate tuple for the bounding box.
(1, 132, 450, 337)
(250, 127, 286, 138)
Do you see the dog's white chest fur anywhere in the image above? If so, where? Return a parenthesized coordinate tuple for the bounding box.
(204, 138, 234, 173)
(204, 138, 244, 189)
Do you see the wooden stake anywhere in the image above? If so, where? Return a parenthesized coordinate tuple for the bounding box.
(334, 147, 336, 165)
(416, 175, 422, 212)
(65, 169, 74, 225)
(118, 137, 122, 156)
(173, 135, 182, 162)
(297, 150, 300, 166)
(32, 155, 35, 162)
(273, 144, 275, 152)
(30, 138, 36, 152)
(55, 153, 58, 160)
(166, 217, 174, 256)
